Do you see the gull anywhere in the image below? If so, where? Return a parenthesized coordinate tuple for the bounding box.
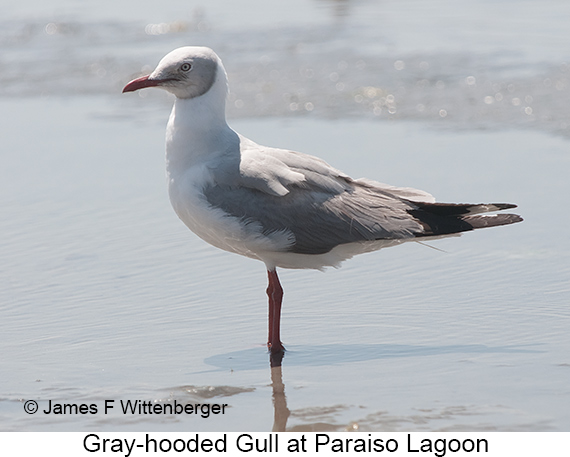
(123, 46, 522, 357)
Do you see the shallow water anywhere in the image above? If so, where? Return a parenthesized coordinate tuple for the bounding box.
(1, 0, 570, 432)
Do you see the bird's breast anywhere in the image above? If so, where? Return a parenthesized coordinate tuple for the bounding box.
(166, 165, 293, 262)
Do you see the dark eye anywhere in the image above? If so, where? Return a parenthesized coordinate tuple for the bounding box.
(180, 63, 192, 72)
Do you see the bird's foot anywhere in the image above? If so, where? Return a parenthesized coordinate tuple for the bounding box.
(268, 342, 286, 367)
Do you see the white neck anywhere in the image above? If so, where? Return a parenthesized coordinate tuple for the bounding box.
(165, 67, 237, 173)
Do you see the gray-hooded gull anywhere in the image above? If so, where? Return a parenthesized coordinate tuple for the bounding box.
(123, 46, 522, 358)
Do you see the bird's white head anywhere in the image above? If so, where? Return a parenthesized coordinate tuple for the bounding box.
(122, 46, 225, 100)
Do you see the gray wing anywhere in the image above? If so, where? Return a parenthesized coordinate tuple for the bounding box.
(204, 177, 424, 255)
(204, 136, 430, 254)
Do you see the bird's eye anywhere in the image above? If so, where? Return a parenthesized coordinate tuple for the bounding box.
(180, 63, 192, 72)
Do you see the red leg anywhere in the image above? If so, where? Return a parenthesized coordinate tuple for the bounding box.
(266, 269, 285, 354)
(267, 275, 274, 346)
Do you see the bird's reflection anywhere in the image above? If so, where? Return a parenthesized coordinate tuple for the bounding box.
(269, 361, 290, 432)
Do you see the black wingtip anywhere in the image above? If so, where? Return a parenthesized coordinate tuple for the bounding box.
(409, 201, 523, 237)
